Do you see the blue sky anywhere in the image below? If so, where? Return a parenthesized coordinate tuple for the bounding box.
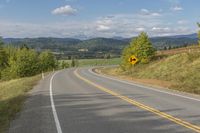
(0, 0, 200, 38)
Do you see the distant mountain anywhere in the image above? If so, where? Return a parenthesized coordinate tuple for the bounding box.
(112, 36, 126, 40)
(4, 37, 81, 44)
(3, 38, 24, 43)
(3, 33, 198, 59)
(150, 33, 198, 49)
(163, 33, 197, 39)
(77, 38, 126, 50)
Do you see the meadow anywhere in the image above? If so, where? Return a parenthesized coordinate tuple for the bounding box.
(61, 58, 121, 67)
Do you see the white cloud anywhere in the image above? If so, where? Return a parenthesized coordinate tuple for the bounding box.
(96, 18, 112, 31)
(140, 9, 161, 17)
(151, 27, 170, 33)
(52, 5, 77, 15)
(141, 9, 150, 14)
(96, 25, 110, 31)
(0, 8, 194, 38)
(96, 19, 112, 25)
(177, 20, 188, 25)
(136, 27, 145, 32)
(171, 6, 183, 11)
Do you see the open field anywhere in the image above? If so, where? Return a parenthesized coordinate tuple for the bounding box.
(98, 46, 200, 95)
(0, 75, 41, 133)
(61, 58, 121, 67)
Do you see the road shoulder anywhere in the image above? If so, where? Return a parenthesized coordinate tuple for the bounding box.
(8, 73, 57, 133)
(93, 67, 200, 101)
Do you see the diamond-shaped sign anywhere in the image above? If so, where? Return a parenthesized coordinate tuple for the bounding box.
(129, 55, 138, 65)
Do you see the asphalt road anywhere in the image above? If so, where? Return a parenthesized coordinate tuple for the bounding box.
(9, 68, 200, 133)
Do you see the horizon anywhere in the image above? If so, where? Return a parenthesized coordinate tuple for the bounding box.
(0, 0, 200, 38)
(2, 33, 197, 40)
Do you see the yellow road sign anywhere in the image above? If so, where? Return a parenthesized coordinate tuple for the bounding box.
(129, 55, 138, 65)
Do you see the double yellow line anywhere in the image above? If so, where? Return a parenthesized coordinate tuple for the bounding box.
(74, 69, 200, 133)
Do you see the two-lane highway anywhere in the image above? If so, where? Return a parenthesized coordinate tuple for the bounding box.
(9, 68, 200, 133)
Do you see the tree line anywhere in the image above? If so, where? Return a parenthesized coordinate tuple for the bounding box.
(0, 38, 57, 80)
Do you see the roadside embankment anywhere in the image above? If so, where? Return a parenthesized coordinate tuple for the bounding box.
(96, 52, 200, 95)
(0, 75, 41, 133)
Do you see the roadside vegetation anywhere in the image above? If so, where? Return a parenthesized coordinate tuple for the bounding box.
(121, 32, 156, 70)
(99, 29, 200, 95)
(0, 39, 57, 81)
(60, 58, 120, 67)
(100, 49, 200, 94)
(0, 38, 58, 132)
(0, 74, 41, 133)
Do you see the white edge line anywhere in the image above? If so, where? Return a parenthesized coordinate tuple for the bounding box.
(50, 71, 63, 133)
(88, 68, 200, 102)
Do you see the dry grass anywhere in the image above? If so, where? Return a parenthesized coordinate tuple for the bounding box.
(0, 75, 41, 133)
(99, 48, 200, 94)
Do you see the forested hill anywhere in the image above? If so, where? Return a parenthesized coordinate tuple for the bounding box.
(3, 33, 198, 59)
(3, 38, 81, 48)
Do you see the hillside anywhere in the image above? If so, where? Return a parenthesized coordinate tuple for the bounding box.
(3, 33, 198, 59)
(99, 46, 200, 94)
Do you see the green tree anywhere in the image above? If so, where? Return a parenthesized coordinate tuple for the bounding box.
(71, 57, 76, 67)
(39, 50, 56, 72)
(121, 32, 156, 70)
(0, 38, 7, 69)
(8, 48, 40, 78)
(61, 61, 69, 69)
(0, 38, 8, 79)
(20, 44, 29, 50)
(104, 53, 111, 59)
(71, 56, 79, 67)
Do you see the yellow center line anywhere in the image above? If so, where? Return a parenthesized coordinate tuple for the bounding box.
(74, 69, 200, 133)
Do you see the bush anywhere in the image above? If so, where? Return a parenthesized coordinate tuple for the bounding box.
(0, 46, 58, 80)
(8, 48, 40, 78)
(60, 61, 70, 69)
(39, 50, 56, 72)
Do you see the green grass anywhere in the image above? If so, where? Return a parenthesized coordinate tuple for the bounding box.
(0, 75, 41, 133)
(61, 58, 121, 67)
(100, 52, 200, 94)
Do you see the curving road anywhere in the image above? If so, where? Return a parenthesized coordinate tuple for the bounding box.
(9, 68, 200, 133)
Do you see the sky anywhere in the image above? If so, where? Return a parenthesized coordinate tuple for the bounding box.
(0, 0, 200, 38)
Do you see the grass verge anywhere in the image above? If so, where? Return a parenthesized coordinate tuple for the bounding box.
(0, 75, 41, 133)
(60, 58, 121, 67)
(98, 51, 200, 95)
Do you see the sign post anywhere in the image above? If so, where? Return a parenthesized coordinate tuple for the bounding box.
(42, 71, 44, 79)
(129, 55, 138, 65)
(128, 55, 138, 79)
